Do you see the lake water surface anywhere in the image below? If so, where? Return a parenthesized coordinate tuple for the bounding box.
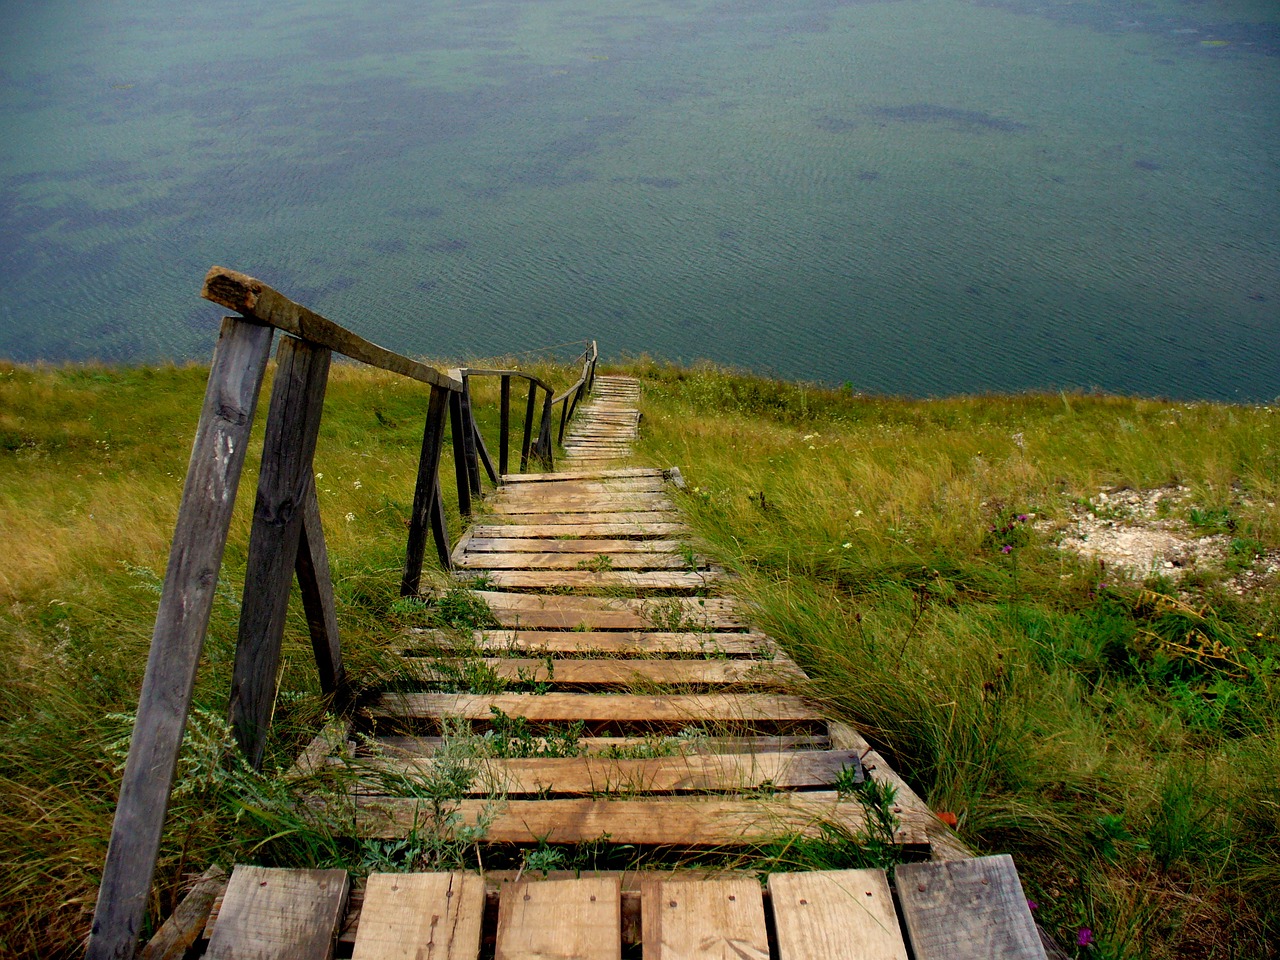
(1, 0, 1277, 399)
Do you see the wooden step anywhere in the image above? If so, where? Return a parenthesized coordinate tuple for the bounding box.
(408, 630, 774, 658)
(642, 878, 768, 960)
(367, 692, 820, 725)
(501, 468, 661, 482)
(403, 656, 803, 688)
(460, 538, 687, 554)
(352, 872, 485, 960)
(356, 748, 864, 796)
(469, 522, 688, 539)
(373, 734, 831, 757)
(471, 569, 719, 591)
(487, 496, 675, 514)
(352, 793, 924, 846)
(475, 511, 681, 526)
(206, 866, 349, 960)
(456, 552, 703, 570)
(472, 592, 746, 629)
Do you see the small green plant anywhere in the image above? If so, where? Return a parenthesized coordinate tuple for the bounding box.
(575, 554, 613, 572)
(1189, 506, 1235, 533)
(432, 587, 498, 630)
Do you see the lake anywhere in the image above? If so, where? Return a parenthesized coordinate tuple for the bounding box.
(1, 0, 1276, 400)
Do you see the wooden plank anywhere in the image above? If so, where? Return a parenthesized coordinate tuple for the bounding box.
(369, 692, 820, 724)
(495, 877, 620, 960)
(479, 512, 681, 526)
(501, 468, 661, 482)
(355, 793, 901, 845)
(827, 722, 972, 862)
(229, 334, 332, 769)
(408, 629, 772, 657)
(487, 496, 675, 514)
(494, 478, 666, 495)
(296, 479, 343, 695)
(140, 865, 228, 960)
(351, 872, 484, 960)
(87, 317, 274, 960)
(474, 569, 719, 590)
(206, 865, 349, 960)
(202, 266, 461, 391)
(285, 718, 353, 780)
(640, 878, 769, 960)
(894, 856, 1047, 960)
(374, 734, 830, 757)
(461, 538, 685, 554)
(404, 657, 802, 687)
(468, 523, 688, 539)
(472, 592, 746, 630)
(769, 870, 909, 960)
(364, 748, 864, 796)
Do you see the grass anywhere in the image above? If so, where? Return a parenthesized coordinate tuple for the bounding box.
(628, 359, 1280, 959)
(2, 353, 1278, 957)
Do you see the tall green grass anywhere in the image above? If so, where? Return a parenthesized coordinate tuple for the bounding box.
(3, 355, 1277, 957)
(628, 360, 1280, 959)
(0, 353, 579, 957)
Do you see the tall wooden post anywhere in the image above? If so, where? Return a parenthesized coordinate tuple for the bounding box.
(87, 318, 273, 960)
(449, 386, 472, 517)
(228, 335, 331, 770)
(401, 384, 451, 594)
(499, 374, 511, 477)
(296, 478, 343, 697)
(520, 381, 538, 471)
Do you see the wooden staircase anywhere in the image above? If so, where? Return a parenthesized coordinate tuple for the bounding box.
(154, 375, 1052, 959)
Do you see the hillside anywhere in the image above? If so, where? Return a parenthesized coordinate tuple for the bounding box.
(1, 359, 1277, 957)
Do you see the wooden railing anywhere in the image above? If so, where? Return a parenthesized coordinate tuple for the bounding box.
(86, 268, 596, 960)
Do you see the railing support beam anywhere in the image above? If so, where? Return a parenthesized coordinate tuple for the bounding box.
(228, 335, 331, 770)
(87, 317, 273, 960)
(401, 384, 451, 593)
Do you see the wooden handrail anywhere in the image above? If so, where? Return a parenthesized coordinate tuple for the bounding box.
(88, 268, 601, 959)
(202, 267, 463, 393)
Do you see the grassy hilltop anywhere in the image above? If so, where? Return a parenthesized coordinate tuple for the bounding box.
(1, 358, 1278, 958)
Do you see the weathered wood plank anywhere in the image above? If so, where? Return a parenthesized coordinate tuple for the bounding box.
(479, 511, 682, 526)
(769, 870, 909, 960)
(362, 748, 864, 796)
(472, 592, 746, 629)
(894, 856, 1047, 960)
(827, 722, 972, 862)
(474, 569, 719, 590)
(468, 523, 688, 539)
(205, 865, 349, 960)
(202, 267, 461, 391)
(487, 496, 675, 514)
(500, 467, 661, 483)
(140, 865, 228, 960)
(408, 629, 772, 657)
(404, 657, 802, 687)
(461, 538, 686, 554)
(296, 479, 343, 696)
(373, 734, 830, 757)
(495, 877, 620, 960)
(355, 793, 908, 845)
(368, 692, 820, 724)
(229, 334, 331, 769)
(640, 878, 769, 960)
(285, 718, 353, 781)
(351, 872, 484, 960)
(88, 317, 273, 960)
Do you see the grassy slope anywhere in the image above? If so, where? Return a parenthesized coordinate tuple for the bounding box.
(1, 357, 1277, 957)
(628, 360, 1280, 959)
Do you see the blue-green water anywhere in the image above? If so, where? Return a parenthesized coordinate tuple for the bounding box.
(1, 0, 1277, 399)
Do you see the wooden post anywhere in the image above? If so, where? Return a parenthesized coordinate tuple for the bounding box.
(87, 318, 273, 960)
(228, 335, 331, 770)
(557, 395, 570, 445)
(458, 376, 482, 497)
(538, 391, 555, 469)
(401, 384, 450, 594)
(519, 381, 537, 471)
(449, 388, 472, 517)
(469, 402, 498, 486)
(295, 478, 343, 697)
(499, 374, 510, 477)
(430, 484, 450, 570)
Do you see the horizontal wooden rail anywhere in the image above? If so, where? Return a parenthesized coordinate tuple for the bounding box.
(202, 267, 463, 393)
